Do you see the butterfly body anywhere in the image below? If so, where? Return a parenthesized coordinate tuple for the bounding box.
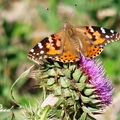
(28, 22, 120, 63)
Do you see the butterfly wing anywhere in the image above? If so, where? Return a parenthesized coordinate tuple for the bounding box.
(28, 30, 79, 63)
(28, 32, 64, 64)
(82, 26, 120, 46)
(75, 26, 120, 58)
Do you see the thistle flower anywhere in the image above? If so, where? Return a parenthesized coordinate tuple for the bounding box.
(29, 55, 113, 119)
(78, 54, 113, 107)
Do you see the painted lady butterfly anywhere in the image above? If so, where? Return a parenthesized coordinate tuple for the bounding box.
(28, 21, 120, 63)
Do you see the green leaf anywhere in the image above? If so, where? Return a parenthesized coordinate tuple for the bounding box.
(87, 107, 100, 113)
(84, 88, 95, 96)
(40, 105, 51, 120)
(79, 75, 87, 83)
(63, 69, 71, 79)
(89, 94, 97, 99)
(46, 69, 56, 76)
(56, 69, 64, 76)
(91, 99, 101, 104)
(73, 91, 79, 100)
(73, 69, 82, 82)
(81, 95, 92, 103)
(76, 83, 86, 91)
(80, 112, 87, 120)
(54, 62, 61, 67)
(66, 98, 75, 106)
(69, 64, 76, 71)
(40, 74, 49, 79)
(82, 106, 92, 115)
(47, 78, 55, 85)
(86, 84, 93, 88)
(54, 86, 62, 95)
(10, 65, 34, 104)
(63, 63, 69, 69)
(62, 88, 71, 97)
(59, 77, 70, 88)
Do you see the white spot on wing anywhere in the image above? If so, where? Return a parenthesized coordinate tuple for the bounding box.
(110, 30, 114, 33)
(48, 37, 53, 42)
(89, 27, 94, 32)
(38, 43, 43, 49)
(30, 49, 34, 52)
(105, 35, 110, 38)
(110, 36, 113, 38)
(111, 40, 115, 42)
(100, 27, 106, 34)
(40, 50, 44, 54)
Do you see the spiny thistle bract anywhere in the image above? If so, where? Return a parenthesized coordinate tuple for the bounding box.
(29, 55, 113, 120)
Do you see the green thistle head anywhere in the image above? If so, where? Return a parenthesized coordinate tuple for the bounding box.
(29, 54, 113, 120)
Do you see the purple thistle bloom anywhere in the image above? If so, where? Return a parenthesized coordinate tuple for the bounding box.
(78, 54, 113, 107)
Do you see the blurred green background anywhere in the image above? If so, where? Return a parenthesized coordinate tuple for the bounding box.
(0, 0, 120, 119)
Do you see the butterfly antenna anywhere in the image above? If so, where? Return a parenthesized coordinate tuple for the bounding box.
(46, 7, 49, 11)
(45, 7, 54, 16)
(66, 3, 77, 22)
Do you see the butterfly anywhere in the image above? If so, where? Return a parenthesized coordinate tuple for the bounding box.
(28, 21, 120, 63)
